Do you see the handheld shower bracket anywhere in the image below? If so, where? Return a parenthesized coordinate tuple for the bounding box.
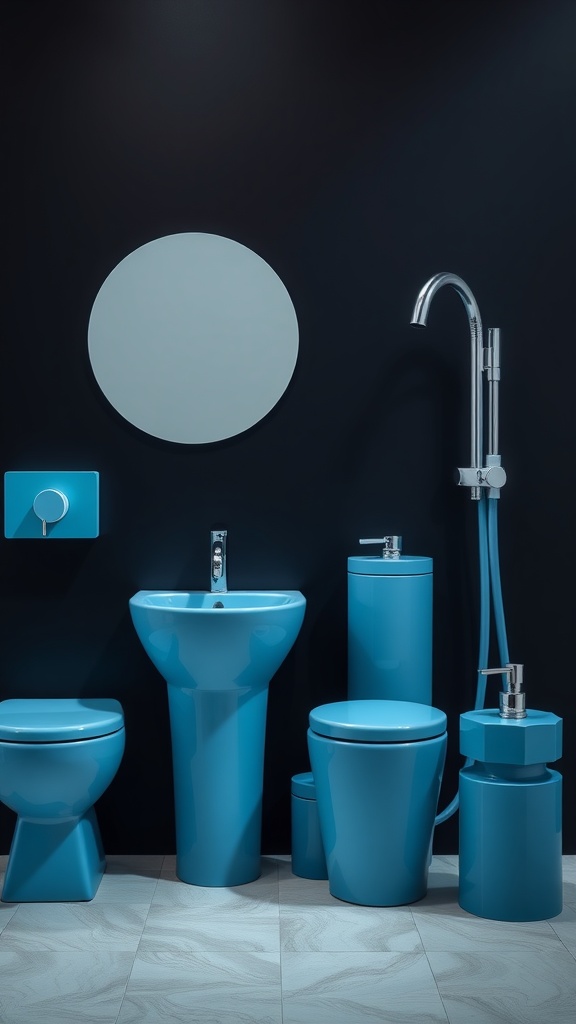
(456, 456, 507, 496)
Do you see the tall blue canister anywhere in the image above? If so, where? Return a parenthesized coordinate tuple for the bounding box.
(459, 664, 563, 921)
(348, 536, 433, 704)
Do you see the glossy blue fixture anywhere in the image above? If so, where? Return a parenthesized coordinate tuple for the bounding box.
(4, 471, 99, 538)
(308, 700, 447, 906)
(348, 536, 432, 704)
(129, 588, 306, 886)
(0, 698, 125, 902)
(306, 536, 439, 903)
(291, 771, 328, 880)
(459, 667, 563, 921)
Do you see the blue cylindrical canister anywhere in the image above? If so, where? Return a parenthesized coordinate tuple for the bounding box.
(348, 553, 433, 704)
(291, 772, 328, 880)
(458, 708, 563, 921)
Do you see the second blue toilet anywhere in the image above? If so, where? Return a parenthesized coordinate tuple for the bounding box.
(308, 699, 447, 906)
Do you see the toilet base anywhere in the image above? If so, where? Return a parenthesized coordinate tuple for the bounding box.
(308, 726, 446, 907)
(2, 806, 106, 902)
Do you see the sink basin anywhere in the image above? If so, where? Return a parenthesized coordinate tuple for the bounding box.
(129, 590, 306, 691)
(129, 589, 306, 886)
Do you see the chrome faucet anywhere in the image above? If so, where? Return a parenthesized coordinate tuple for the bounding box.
(410, 272, 506, 500)
(210, 530, 227, 593)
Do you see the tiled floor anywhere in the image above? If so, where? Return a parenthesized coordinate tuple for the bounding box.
(0, 853, 574, 1023)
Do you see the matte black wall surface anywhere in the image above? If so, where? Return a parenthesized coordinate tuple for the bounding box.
(1, 0, 574, 855)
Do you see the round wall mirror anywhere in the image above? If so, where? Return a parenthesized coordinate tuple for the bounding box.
(87, 232, 299, 444)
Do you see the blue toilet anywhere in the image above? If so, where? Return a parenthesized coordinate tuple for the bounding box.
(0, 698, 125, 902)
(308, 699, 447, 906)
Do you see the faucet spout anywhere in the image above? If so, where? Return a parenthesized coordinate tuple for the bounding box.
(410, 272, 484, 500)
(211, 529, 228, 593)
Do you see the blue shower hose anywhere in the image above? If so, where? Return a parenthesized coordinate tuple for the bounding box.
(434, 494, 509, 826)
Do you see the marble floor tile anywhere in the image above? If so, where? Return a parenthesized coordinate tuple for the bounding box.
(281, 951, 448, 1023)
(151, 874, 279, 913)
(0, 852, 574, 1022)
(426, 855, 460, 889)
(412, 900, 566, 953)
(0, 950, 134, 1023)
(280, 896, 423, 953)
(548, 904, 576, 958)
(563, 881, 576, 911)
(139, 901, 280, 953)
(92, 873, 158, 904)
(276, 868, 330, 901)
(0, 898, 19, 934)
(106, 854, 164, 875)
(94, 855, 162, 903)
(116, 949, 282, 1024)
(562, 857, 576, 910)
(428, 949, 576, 1024)
(0, 901, 150, 952)
(562, 856, 576, 875)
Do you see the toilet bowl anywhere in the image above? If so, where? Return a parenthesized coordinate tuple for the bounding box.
(308, 699, 447, 906)
(0, 698, 125, 902)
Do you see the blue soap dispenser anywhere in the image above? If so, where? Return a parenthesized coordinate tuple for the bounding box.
(458, 663, 563, 921)
(347, 535, 433, 704)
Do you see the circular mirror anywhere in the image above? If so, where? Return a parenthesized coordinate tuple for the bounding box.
(87, 232, 299, 444)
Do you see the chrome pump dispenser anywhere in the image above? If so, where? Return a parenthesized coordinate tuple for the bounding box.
(480, 662, 526, 719)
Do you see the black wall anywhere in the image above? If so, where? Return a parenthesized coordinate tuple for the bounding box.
(1, 0, 574, 855)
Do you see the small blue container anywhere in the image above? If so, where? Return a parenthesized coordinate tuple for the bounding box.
(308, 700, 447, 906)
(459, 708, 563, 921)
(291, 772, 328, 880)
(348, 554, 433, 704)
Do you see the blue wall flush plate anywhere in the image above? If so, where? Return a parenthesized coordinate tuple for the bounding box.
(4, 472, 99, 539)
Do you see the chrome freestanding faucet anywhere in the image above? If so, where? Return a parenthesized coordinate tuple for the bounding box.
(210, 529, 227, 593)
(410, 272, 506, 500)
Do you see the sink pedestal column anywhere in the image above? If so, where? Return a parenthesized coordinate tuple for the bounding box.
(167, 683, 269, 886)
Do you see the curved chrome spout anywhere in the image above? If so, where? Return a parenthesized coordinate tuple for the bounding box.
(410, 272, 484, 500)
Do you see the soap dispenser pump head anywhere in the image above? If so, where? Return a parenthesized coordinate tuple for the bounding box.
(358, 535, 402, 559)
(479, 663, 526, 719)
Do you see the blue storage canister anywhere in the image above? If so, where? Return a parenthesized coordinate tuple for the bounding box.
(348, 536, 433, 704)
(458, 664, 563, 921)
(291, 772, 328, 880)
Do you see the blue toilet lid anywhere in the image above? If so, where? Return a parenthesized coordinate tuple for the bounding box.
(309, 700, 447, 742)
(0, 698, 124, 742)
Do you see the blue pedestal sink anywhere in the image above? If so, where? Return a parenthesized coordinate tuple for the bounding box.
(129, 590, 306, 886)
